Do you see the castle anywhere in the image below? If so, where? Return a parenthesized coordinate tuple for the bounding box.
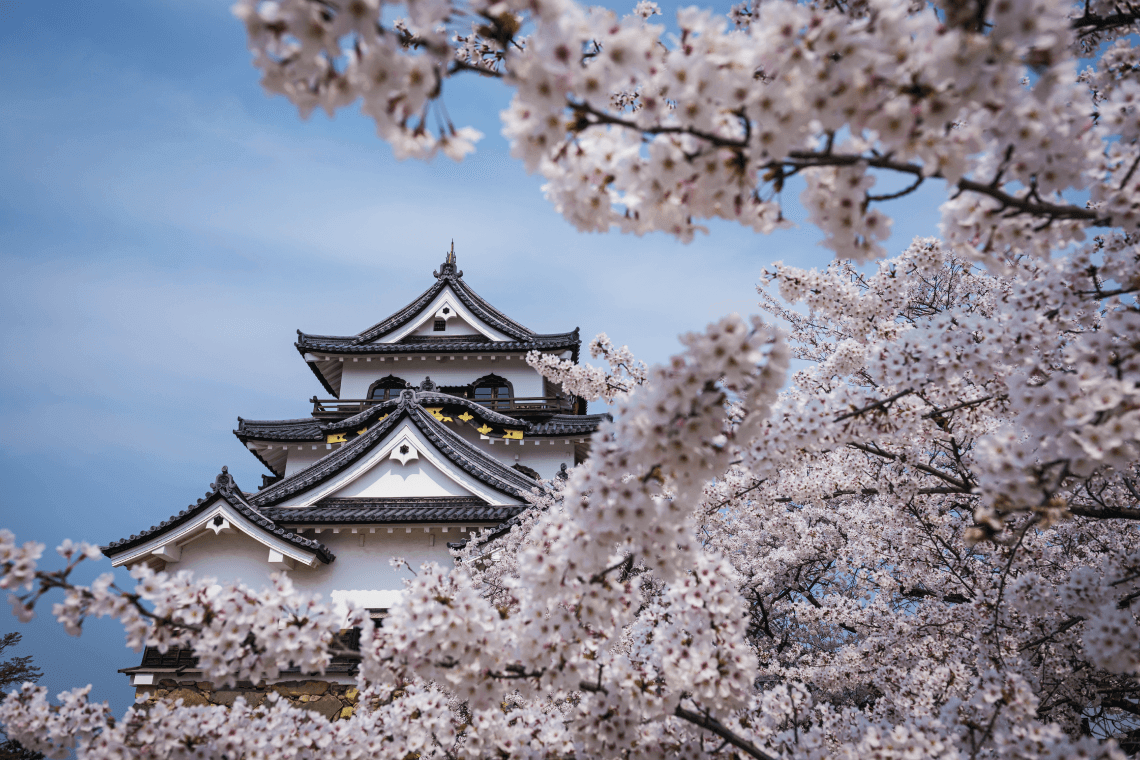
(101, 247, 607, 714)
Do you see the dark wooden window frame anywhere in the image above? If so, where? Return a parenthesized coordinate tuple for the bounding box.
(368, 375, 410, 401)
(470, 373, 513, 402)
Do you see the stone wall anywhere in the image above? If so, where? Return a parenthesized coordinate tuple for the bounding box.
(135, 679, 359, 721)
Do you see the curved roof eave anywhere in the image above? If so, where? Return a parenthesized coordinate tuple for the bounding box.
(101, 468, 335, 564)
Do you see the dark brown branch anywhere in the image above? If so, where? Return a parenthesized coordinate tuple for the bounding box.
(867, 172, 925, 203)
(674, 705, 782, 760)
(846, 441, 973, 491)
(572, 101, 747, 149)
(782, 152, 1107, 224)
(833, 388, 915, 423)
(578, 679, 781, 759)
(1071, 10, 1140, 35)
(922, 395, 998, 419)
(588, 553, 634, 584)
(705, 479, 766, 514)
(901, 588, 970, 604)
(772, 486, 968, 503)
(447, 60, 505, 78)
(1020, 616, 1085, 651)
(1066, 505, 1140, 521)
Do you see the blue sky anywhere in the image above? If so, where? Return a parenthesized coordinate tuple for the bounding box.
(0, 0, 943, 715)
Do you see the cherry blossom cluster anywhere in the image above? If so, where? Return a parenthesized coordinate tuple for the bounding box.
(233, 0, 1129, 259)
(1, 530, 355, 689)
(526, 332, 647, 403)
(2, 1, 1140, 757)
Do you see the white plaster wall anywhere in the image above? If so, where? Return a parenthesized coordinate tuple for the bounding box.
(329, 456, 470, 498)
(284, 445, 331, 478)
(410, 314, 481, 337)
(175, 531, 292, 588)
(277, 422, 521, 508)
(171, 528, 460, 609)
(449, 423, 574, 479)
(515, 446, 574, 480)
(377, 286, 511, 344)
(339, 358, 544, 399)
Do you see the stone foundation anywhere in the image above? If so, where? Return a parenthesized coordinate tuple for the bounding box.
(135, 679, 359, 721)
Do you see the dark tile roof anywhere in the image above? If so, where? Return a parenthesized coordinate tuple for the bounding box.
(296, 331, 580, 356)
(524, 413, 612, 437)
(353, 253, 536, 343)
(235, 417, 324, 441)
(322, 392, 520, 433)
(236, 394, 608, 473)
(293, 254, 580, 396)
(248, 391, 539, 508)
(232, 418, 325, 478)
(102, 468, 335, 564)
(261, 497, 522, 524)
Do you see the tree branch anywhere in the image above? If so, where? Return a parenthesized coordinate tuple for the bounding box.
(674, 705, 781, 760)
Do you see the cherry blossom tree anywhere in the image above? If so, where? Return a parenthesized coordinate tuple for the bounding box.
(2, 0, 1140, 757)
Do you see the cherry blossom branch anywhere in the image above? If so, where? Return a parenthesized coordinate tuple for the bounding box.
(1071, 7, 1140, 35)
(1066, 505, 1140, 521)
(846, 441, 974, 491)
(1020, 616, 1086, 651)
(833, 388, 915, 423)
(674, 704, 781, 760)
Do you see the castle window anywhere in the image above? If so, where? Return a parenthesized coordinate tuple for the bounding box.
(472, 374, 512, 407)
(433, 319, 446, 332)
(368, 375, 409, 401)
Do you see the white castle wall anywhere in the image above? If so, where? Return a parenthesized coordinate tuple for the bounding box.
(284, 446, 326, 477)
(449, 423, 574, 480)
(172, 528, 460, 612)
(408, 313, 482, 337)
(329, 456, 470, 499)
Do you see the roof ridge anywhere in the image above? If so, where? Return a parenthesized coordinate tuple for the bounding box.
(353, 278, 446, 343)
(237, 416, 322, 427)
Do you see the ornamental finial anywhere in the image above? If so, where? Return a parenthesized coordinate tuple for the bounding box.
(210, 465, 236, 496)
(433, 241, 462, 279)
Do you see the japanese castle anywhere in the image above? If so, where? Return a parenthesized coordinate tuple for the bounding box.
(103, 248, 607, 698)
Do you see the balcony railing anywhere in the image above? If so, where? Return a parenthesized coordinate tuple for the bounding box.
(311, 395, 577, 419)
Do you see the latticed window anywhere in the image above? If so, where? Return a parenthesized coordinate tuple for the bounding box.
(369, 375, 409, 400)
(472, 374, 511, 404)
(433, 319, 446, 331)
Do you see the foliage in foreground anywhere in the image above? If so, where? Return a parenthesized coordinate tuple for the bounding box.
(2, 0, 1140, 757)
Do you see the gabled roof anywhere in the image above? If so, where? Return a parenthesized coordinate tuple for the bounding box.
(261, 497, 519, 524)
(234, 392, 610, 476)
(294, 249, 580, 396)
(355, 249, 535, 343)
(101, 467, 335, 565)
(248, 390, 539, 508)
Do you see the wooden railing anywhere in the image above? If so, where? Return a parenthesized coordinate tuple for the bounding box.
(311, 395, 576, 418)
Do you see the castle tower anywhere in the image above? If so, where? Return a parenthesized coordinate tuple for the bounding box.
(102, 248, 608, 708)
